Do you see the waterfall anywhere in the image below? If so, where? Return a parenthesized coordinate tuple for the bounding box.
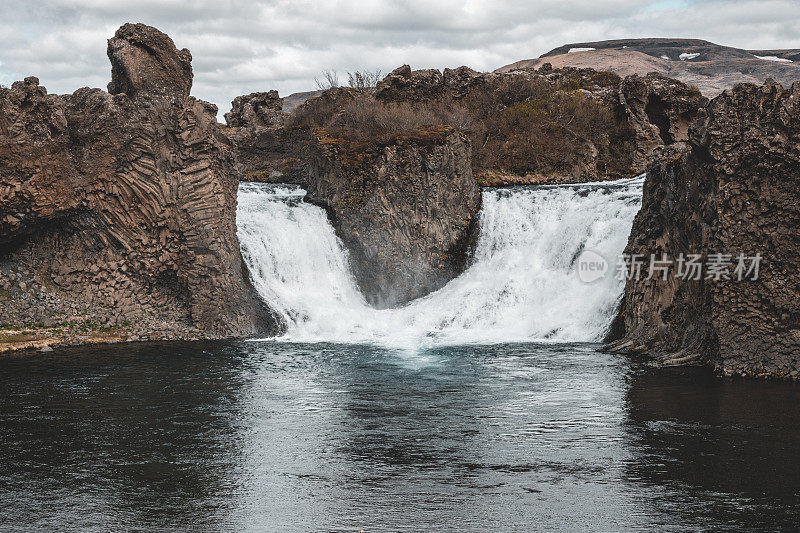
(237, 178, 643, 348)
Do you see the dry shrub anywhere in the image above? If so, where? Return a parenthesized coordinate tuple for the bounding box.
(468, 86, 630, 176)
(290, 91, 473, 145)
(289, 70, 636, 178)
(347, 69, 383, 90)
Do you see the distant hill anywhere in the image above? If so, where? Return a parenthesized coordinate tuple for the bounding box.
(496, 38, 800, 96)
(282, 90, 322, 113)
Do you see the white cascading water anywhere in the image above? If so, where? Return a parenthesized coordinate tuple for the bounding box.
(237, 178, 643, 349)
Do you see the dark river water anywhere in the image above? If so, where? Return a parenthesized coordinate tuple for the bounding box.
(1, 341, 799, 531)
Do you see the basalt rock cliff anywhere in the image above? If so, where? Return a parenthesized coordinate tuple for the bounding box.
(305, 127, 480, 307)
(608, 80, 800, 378)
(0, 23, 270, 349)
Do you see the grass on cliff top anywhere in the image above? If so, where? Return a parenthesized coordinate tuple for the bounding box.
(287, 72, 636, 179)
(291, 92, 470, 149)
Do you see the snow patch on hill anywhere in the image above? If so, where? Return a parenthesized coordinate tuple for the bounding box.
(754, 55, 793, 63)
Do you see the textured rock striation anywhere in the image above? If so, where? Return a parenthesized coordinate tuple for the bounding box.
(609, 80, 800, 378)
(618, 72, 708, 171)
(221, 89, 312, 185)
(304, 128, 480, 307)
(0, 23, 271, 347)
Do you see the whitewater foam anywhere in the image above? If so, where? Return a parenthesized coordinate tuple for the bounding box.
(237, 177, 643, 349)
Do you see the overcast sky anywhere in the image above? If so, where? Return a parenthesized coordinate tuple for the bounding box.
(2, 0, 799, 114)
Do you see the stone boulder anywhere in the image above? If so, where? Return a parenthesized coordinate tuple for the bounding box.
(224, 90, 284, 128)
(107, 23, 193, 97)
(374, 65, 445, 102)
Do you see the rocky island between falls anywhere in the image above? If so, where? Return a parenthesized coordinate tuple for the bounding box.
(1, 23, 798, 379)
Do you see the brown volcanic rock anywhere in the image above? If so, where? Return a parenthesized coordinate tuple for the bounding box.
(224, 90, 284, 128)
(304, 128, 480, 307)
(107, 23, 193, 97)
(618, 72, 708, 170)
(222, 86, 361, 184)
(0, 24, 270, 343)
(611, 80, 800, 378)
(376, 65, 706, 182)
(611, 143, 717, 361)
(375, 64, 485, 102)
(229, 65, 706, 189)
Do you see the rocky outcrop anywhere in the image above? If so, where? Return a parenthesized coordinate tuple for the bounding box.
(0, 23, 271, 348)
(618, 73, 707, 170)
(107, 23, 193, 97)
(305, 127, 480, 307)
(222, 88, 315, 184)
(374, 65, 485, 102)
(609, 80, 800, 378)
(227, 65, 707, 190)
(224, 90, 283, 128)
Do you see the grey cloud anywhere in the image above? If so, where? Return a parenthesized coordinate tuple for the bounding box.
(1, 0, 799, 114)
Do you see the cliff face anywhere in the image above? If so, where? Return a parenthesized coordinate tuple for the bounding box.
(618, 73, 707, 170)
(611, 80, 800, 378)
(305, 128, 480, 307)
(0, 23, 270, 347)
(221, 90, 313, 186)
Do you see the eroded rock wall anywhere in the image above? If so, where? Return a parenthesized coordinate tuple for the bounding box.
(304, 128, 480, 307)
(612, 80, 800, 378)
(0, 24, 271, 345)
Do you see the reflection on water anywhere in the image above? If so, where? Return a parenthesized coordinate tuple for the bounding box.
(1, 342, 799, 531)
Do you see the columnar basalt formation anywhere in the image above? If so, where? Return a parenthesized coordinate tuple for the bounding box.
(610, 80, 800, 378)
(304, 128, 480, 307)
(0, 23, 271, 347)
